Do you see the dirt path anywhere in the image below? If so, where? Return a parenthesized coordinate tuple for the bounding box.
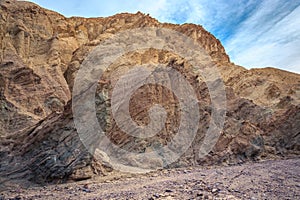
(1, 159, 299, 199)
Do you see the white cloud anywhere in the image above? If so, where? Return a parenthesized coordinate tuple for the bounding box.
(224, 0, 300, 73)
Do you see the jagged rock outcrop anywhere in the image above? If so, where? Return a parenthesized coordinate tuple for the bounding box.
(0, 0, 231, 135)
(222, 66, 300, 108)
(0, 0, 299, 186)
(0, 101, 113, 189)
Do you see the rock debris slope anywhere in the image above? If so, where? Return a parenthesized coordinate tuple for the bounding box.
(0, 0, 299, 186)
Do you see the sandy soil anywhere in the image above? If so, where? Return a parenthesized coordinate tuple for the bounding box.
(1, 159, 299, 200)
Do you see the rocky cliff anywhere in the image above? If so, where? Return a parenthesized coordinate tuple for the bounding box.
(0, 0, 299, 186)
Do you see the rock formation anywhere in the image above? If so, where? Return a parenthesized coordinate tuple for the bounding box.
(0, 0, 299, 187)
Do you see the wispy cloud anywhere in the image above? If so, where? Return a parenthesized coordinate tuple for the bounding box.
(28, 0, 300, 73)
(224, 0, 300, 73)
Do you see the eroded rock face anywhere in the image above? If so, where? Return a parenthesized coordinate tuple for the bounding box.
(222, 66, 300, 108)
(0, 0, 299, 185)
(260, 105, 300, 156)
(0, 0, 231, 135)
(0, 101, 113, 188)
(0, 0, 72, 135)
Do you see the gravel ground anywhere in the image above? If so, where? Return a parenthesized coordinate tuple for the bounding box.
(1, 159, 299, 200)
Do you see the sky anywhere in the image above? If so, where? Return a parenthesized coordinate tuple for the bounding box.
(27, 0, 300, 73)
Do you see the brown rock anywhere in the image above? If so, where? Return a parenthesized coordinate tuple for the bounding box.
(0, 0, 299, 186)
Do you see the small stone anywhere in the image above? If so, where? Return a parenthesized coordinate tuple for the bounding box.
(212, 188, 219, 194)
(13, 196, 22, 200)
(197, 193, 204, 197)
(82, 188, 91, 193)
(165, 189, 173, 193)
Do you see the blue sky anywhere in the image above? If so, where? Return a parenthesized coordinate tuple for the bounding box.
(27, 0, 300, 73)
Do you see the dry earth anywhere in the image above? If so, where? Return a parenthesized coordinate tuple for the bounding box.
(1, 159, 299, 200)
